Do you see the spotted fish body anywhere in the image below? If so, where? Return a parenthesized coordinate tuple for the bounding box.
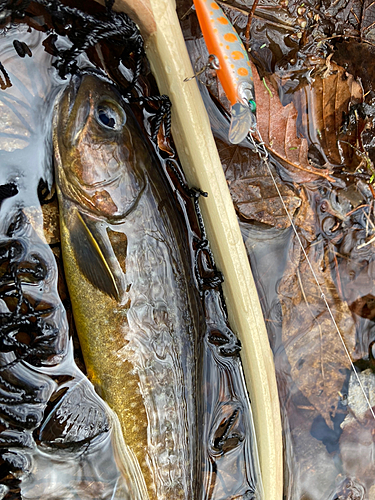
(53, 74, 204, 500)
(193, 0, 256, 143)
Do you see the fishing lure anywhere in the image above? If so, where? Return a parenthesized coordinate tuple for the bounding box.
(192, 0, 256, 144)
(194, 0, 375, 426)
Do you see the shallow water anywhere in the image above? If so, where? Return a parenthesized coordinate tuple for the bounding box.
(178, 0, 375, 497)
(241, 195, 375, 498)
(0, 2, 262, 499)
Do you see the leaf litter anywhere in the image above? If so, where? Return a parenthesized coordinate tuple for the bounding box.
(278, 188, 356, 428)
(177, 0, 375, 495)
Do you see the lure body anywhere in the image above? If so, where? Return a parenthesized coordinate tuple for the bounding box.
(193, 0, 256, 143)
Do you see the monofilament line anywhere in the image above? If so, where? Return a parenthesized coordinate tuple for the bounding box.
(250, 130, 375, 421)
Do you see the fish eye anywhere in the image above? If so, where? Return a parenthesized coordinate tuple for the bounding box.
(95, 100, 126, 130)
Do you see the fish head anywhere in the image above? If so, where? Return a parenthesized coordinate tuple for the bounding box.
(54, 74, 147, 221)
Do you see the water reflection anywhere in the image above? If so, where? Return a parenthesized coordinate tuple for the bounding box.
(241, 180, 375, 498)
(0, 23, 135, 500)
(203, 290, 260, 500)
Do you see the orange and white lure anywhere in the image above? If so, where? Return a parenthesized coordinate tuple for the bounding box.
(192, 0, 257, 144)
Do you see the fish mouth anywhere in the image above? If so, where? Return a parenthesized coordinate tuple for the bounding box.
(67, 74, 82, 111)
(62, 74, 82, 128)
(61, 74, 91, 148)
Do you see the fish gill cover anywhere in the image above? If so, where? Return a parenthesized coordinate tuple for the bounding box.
(0, 0, 261, 498)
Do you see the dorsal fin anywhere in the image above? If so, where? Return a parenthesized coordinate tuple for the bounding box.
(70, 210, 120, 301)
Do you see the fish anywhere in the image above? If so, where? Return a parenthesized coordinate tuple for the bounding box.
(53, 74, 204, 500)
(192, 0, 257, 144)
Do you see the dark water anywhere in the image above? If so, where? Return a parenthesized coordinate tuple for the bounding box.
(0, 2, 262, 499)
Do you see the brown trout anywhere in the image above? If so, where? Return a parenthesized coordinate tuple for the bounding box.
(53, 74, 204, 499)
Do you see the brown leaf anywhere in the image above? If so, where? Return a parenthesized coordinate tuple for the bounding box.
(279, 189, 356, 427)
(218, 138, 301, 228)
(292, 62, 363, 169)
(251, 68, 336, 183)
(252, 61, 364, 179)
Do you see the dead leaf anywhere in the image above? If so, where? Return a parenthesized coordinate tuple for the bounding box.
(279, 188, 356, 427)
(252, 64, 363, 182)
(253, 70, 311, 170)
(292, 62, 363, 169)
(218, 138, 301, 228)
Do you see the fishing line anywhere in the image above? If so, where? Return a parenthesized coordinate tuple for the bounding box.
(248, 130, 375, 421)
(109, 477, 120, 500)
(185, 0, 373, 418)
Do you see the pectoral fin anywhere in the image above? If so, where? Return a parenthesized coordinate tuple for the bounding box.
(228, 101, 257, 144)
(70, 210, 120, 301)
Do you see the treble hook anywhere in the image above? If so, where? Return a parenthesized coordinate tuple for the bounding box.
(184, 54, 220, 83)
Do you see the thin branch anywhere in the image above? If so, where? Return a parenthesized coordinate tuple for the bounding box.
(245, 0, 259, 52)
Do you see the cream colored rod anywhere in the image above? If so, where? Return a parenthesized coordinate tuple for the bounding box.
(97, 1, 283, 498)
